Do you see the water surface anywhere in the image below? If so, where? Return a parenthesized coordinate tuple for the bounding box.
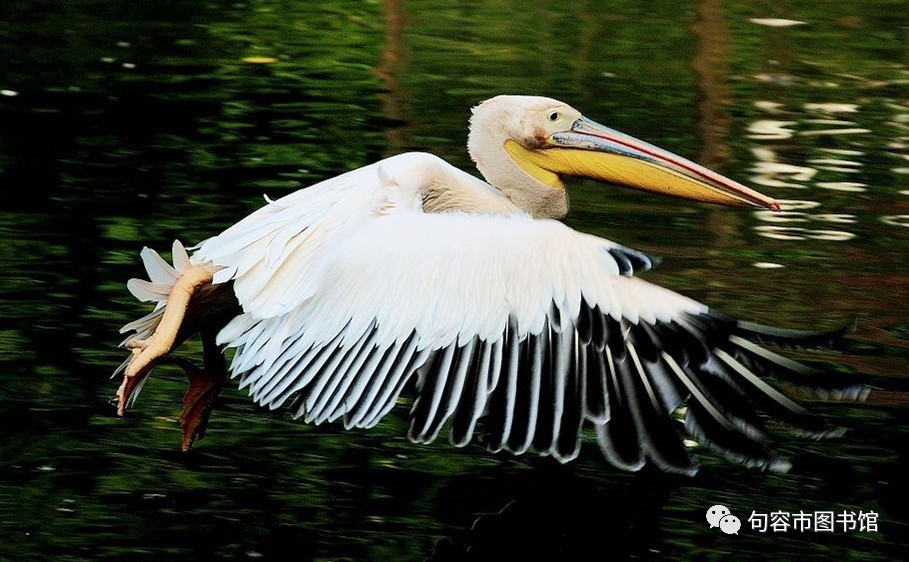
(1, 1, 907, 559)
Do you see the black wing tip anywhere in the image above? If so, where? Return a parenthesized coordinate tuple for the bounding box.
(684, 412, 794, 473)
(789, 425, 848, 440)
(607, 247, 659, 277)
(665, 310, 872, 465)
(792, 384, 872, 403)
(650, 456, 700, 477)
(737, 321, 852, 347)
(696, 310, 852, 347)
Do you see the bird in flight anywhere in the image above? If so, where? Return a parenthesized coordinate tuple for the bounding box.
(114, 95, 849, 475)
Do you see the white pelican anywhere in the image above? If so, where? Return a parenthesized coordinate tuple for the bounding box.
(115, 95, 847, 474)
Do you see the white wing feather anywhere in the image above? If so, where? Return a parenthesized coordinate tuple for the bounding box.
(178, 151, 823, 473)
(188, 153, 703, 450)
(194, 152, 510, 320)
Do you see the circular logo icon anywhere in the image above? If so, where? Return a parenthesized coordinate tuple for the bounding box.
(706, 505, 731, 529)
(719, 514, 742, 535)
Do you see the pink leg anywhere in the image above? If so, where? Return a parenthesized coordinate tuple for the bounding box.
(176, 330, 227, 452)
(116, 265, 214, 415)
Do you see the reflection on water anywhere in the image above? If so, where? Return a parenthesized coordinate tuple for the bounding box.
(749, 19, 806, 28)
(881, 215, 909, 228)
(1, 1, 908, 560)
(746, 99, 889, 242)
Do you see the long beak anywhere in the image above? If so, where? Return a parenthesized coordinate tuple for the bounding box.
(533, 116, 780, 210)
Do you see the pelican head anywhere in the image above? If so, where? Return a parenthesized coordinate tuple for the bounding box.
(468, 95, 779, 219)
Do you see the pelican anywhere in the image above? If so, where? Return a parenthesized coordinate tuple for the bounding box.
(115, 95, 849, 474)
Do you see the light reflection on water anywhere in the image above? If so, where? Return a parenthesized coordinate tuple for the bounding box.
(1, 1, 907, 560)
(746, 94, 909, 244)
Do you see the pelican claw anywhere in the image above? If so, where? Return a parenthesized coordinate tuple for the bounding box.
(115, 264, 215, 416)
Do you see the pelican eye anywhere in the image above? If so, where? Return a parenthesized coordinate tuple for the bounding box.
(548, 111, 560, 122)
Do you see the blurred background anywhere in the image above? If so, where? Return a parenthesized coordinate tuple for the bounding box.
(1, 0, 907, 559)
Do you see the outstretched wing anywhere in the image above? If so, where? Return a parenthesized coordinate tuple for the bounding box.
(193, 152, 516, 319)
(191, 153, 841, 475)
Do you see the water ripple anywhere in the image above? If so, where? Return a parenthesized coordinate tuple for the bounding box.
(881, 215, 909, 228)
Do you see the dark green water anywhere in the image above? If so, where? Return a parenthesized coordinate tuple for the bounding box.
(1, 1, 907, 560)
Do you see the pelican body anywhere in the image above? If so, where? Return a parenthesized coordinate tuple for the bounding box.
(115, 96, 842, 474)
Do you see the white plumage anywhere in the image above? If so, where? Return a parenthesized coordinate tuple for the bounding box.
(116, 96, 849, 472)
(188, 152, 700, 463)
